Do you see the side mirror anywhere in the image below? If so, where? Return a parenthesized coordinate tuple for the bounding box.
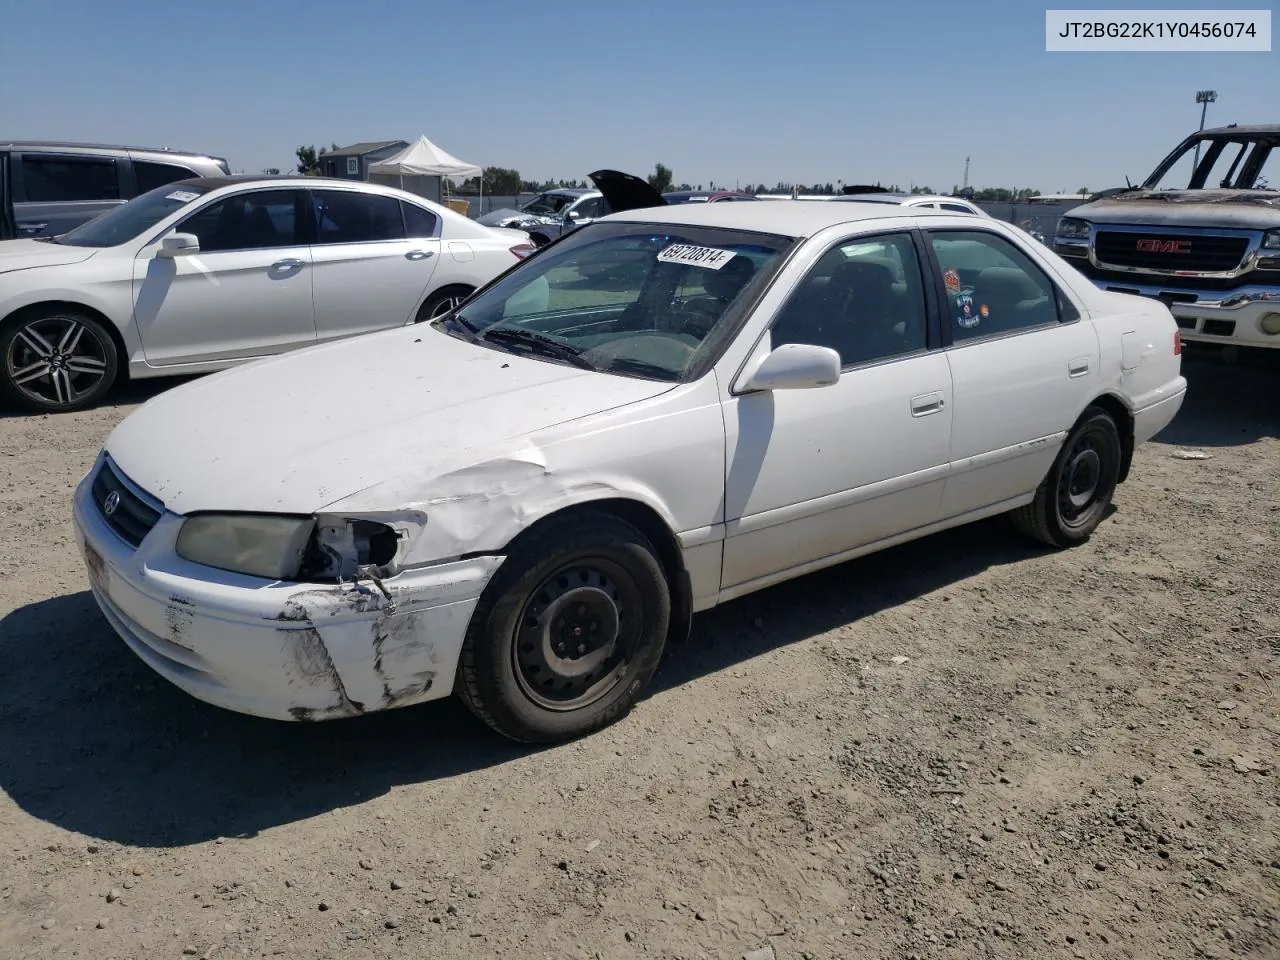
(566, 209, 582, 222)
(157, 232, 199, 257)
(737, 342, 842, 392)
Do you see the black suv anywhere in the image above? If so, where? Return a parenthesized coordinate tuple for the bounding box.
(0, 141, 230, 239)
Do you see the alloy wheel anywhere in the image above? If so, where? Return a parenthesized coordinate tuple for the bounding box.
(5, 316, 110, 409)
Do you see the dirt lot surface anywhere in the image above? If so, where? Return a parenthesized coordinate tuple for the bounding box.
(1, 352, 1277, 960)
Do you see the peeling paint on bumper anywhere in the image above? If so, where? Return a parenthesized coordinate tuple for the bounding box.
(71, 474, 503, 722)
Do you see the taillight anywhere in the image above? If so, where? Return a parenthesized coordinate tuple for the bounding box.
(1173, 331, 1182, 355)
(510, 243, 537, 260)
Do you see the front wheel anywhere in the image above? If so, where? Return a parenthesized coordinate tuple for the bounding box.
(456, 511, 672, 743)
(0, 307, 119, 412)
(1011, 406, 1122, 547)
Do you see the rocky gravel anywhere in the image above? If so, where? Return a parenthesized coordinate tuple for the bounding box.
(0, 351, 1277, 959)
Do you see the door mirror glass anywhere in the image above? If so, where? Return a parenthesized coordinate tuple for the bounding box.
(737, 343, 841, 392)
(157, 232, 200, 257)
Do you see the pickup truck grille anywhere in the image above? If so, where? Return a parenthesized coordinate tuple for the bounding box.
(1094, 231, 1249, 274)
(91, 458, 162, 548)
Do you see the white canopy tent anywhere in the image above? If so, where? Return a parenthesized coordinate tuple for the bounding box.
(367, 135, 483, 209)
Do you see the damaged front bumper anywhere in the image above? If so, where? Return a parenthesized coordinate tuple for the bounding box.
(71, 472, 503, 722)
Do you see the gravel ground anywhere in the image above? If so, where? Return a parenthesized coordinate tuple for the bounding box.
(1, 350, 1277, 960)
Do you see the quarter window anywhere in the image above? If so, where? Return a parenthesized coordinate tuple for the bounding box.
(133, 160, 199, 193)
(401, 201, 438, 238)
(928, 230, 1063, 341)
(177, 189, 304, 252)
(22, 156, 118, 202)
(312, 190, 406, 244)
(771, 232, 928, 368)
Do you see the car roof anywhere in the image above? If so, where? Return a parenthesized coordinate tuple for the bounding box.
(606, 199, 955, 237)
(174, 174, 395, 191)
(0, 139, 223, 159)
(1197, 123, 1280, 136)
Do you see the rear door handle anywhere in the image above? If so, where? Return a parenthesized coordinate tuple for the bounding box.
(271, 258, 306, 270)
(910, 392, 945, 417)
(406, 249, 434, 261)
(1068, 357, 1091, 377)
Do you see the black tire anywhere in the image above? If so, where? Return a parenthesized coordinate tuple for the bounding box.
(414, 285, 474, 324)
(456, 510, 672, 743)
(1011, 406, 1122, 548)
(0, 306, 119, 413)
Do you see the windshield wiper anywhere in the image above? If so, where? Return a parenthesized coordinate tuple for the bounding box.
(481, 328, 595, 369)
(595, 356, 677, 381)
(436, 310, 482, 341)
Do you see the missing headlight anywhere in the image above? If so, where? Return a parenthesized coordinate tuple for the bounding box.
(299, 516, 400, 581)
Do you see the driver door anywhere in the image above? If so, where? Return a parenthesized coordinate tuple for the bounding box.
(133, 188, 317, 366)
(720, 229, 954, 591)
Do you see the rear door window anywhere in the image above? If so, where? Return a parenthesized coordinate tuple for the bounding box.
(21, 155, 119, 202)
(311, 189, 407, 244)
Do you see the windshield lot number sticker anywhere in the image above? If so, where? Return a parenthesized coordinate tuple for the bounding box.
(165, 190, 201, 203)
(657, 243, 737, 270)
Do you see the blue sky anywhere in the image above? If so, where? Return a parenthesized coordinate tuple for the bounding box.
(3, 0, 1274, 191)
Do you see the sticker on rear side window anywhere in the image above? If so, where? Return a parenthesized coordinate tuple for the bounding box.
(656, 243, 736, 270)
(165, 190, 201, 202)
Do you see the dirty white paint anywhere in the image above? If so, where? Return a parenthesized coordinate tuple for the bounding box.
(81, 206, 1188, 722)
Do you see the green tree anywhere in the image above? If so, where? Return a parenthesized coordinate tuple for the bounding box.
(262, 167, 281, 176)
(295, 145, 319, 176)
(647, 163, 674, 194)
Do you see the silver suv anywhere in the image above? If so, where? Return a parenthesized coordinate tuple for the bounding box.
(0, 141, 230, 238)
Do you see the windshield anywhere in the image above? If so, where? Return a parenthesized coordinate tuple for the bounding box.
(52, 183, 211, 247)
(1144, 136, 1280, 191)
(520, 192, 579, 216)
(432, 221, 796, 382)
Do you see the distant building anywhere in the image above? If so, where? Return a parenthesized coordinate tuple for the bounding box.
(317, 141, 409, 181)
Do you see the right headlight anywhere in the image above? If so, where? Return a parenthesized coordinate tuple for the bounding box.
(1261, 229, 1280, 250)
(176, 513, 315, 580)
(1056, 217, 1091, 239)
(175, 513, 401, 581)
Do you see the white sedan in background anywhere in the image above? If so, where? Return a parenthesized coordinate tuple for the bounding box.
(73, 200, 1186, 744)
(0, 176, 535, 411)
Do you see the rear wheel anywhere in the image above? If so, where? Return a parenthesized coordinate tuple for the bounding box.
(415, 286, 474, 323)
(456, 511, 671, 743)
(1011, 406, 1122, 547)
(0, 307, 119, 412)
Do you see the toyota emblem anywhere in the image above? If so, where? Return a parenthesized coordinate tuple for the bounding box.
(103, 491, 121, 516)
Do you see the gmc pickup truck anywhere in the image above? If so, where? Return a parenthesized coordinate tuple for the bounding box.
(1055, 124, 1280, 351)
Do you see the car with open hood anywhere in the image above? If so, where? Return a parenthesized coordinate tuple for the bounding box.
(73, 199, 1186, 744)
(1054, 123, 1280, 351)
(477, 170, 668, 246)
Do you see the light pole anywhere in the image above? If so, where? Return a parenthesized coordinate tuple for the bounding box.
(1193, 90, 1217, 170)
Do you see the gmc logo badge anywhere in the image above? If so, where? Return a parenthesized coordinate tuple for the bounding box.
(1136, 238, 1191, 254)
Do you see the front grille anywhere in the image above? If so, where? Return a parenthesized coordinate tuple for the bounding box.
(1094, 231, 1249, 274)
(91, 459, 162, 548)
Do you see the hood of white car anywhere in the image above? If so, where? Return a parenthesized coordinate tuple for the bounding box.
(0, 238, 99, 274)
(104, 324, 675, 516)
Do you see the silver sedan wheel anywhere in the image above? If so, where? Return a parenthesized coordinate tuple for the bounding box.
(427, 294, 465, 320)
(5, 315, 110, 408)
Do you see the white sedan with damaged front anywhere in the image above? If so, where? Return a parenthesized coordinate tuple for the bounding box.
(72, 199, 1188, 743)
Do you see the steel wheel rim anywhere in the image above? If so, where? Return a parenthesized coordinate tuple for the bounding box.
(5, 316, 109, 408)
(1057, 433, 1105, 526)
(512, 558, 641, 712)
(428, 295, 463, 319)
